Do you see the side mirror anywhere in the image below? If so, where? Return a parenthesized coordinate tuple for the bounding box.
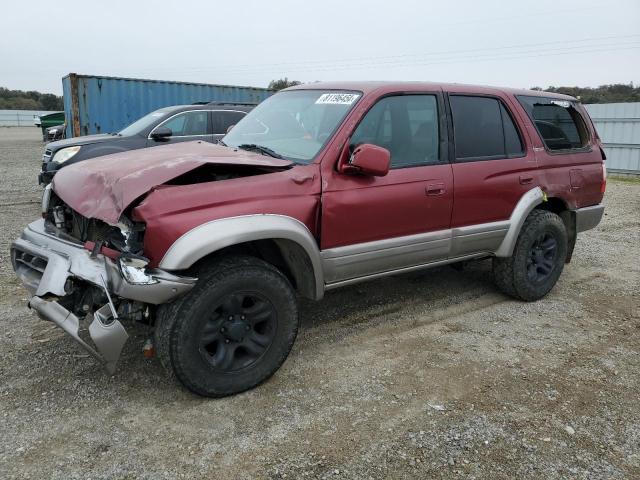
(150, 126, 172, 141)
(226, 124, 235, 133)
(346, 143, 390, 177)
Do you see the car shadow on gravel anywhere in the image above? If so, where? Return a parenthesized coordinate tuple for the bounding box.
(2, 259, 500, 404)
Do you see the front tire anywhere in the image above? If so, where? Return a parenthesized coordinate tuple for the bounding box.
(493, 210, 568, 301)
(159, 255, 299, 397)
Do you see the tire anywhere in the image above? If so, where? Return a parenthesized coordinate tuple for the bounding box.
(157, 255, 299, 397)
(492, 210, 568, 302)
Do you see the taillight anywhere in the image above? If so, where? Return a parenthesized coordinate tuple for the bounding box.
(601, 161, 607, 194)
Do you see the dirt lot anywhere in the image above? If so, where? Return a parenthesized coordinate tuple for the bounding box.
(0, 127, 638, 479)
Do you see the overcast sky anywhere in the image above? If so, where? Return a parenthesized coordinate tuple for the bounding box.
(2, 0, 639, 94)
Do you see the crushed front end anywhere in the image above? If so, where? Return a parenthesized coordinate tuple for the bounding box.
(10, 186, 196, 373)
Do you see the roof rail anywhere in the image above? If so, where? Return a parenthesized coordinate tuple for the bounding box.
(206, 101, 259, 106)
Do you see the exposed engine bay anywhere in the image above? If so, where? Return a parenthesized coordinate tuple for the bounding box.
(45, 189, 145, 255)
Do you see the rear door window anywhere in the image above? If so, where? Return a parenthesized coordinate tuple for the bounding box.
(449, 95, 524, 161)
(516, 95, 589, 151)
(215, 110, 246, 134)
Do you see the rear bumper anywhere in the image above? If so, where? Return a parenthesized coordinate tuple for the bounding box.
(11, 219, 196, 372)
(574, 203, 605, 233)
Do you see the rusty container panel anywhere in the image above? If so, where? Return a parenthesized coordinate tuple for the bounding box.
(62, 73, 273, 138)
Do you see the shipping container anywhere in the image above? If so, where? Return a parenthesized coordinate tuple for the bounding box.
(62, 74, 274, 138)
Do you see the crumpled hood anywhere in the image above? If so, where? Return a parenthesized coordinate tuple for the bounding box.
(52, 141, 293, 225)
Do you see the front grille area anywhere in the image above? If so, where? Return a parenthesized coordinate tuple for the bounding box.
(12, 249, 48, 293)
(67, 209, 114, 243)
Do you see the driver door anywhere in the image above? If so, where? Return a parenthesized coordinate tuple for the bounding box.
(321, 92, 454, 284)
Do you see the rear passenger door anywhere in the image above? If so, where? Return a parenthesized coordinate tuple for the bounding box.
(447, 91, 538, 257)
(212, 110, 247, 142)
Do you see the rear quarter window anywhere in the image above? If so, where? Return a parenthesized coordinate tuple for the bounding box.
(517, 95, 589, 151)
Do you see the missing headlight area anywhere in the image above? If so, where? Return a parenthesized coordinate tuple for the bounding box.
(44, 190, 145, 255)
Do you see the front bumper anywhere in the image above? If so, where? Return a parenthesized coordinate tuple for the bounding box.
(574, 203, 605, 233)
(11, 219, 196, 372)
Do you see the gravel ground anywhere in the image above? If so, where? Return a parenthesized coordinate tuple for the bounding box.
(0, 127, 639, 479)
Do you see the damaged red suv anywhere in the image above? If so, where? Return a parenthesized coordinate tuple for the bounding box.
(11, 82, 606, 397)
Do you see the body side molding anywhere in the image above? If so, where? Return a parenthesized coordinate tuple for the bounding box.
(159, 215, 324, 300)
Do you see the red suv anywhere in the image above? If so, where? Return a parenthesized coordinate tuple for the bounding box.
(11, 82, 606, 397)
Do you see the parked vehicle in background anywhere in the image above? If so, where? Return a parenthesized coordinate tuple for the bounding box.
(12, 82, 606, 397)
(45, 124, 65, 141)
(38, 102, 254, 184)
(37, 111, 64, 140)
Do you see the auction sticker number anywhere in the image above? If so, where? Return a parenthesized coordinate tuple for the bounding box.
(315, 93, 360, 105)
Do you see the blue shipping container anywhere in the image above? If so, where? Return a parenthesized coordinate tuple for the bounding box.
(62, 73, 274, 138)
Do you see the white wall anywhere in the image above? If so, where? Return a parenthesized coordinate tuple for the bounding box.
(585, 102, 640, 174)
(0, 110, 57, 127)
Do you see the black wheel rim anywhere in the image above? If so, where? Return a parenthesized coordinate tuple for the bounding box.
(526, 232, 558, 284)
(198, 292, 277, 372)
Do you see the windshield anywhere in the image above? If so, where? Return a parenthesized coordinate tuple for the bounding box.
(222, 90, 361, 163)
(118, 107, 174, 136)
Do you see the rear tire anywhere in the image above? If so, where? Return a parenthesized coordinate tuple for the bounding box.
(492, 210, 568, 301)
(158, 255, 299, 397)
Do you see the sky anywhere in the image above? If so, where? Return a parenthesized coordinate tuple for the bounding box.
(2, 0, 639, 95)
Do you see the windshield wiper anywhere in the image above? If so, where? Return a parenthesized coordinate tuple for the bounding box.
(218, 139, 227, 146)
(237, 143, 283, 159)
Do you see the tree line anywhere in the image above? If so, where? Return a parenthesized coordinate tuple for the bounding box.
(0, 87, 63, 111)
(531, 83, 639, 104)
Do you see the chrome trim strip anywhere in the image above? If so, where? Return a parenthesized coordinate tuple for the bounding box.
(325, 253, 488, 290)
(321, 230, 452, 284)
(321, 229, 451, 259)
(147, 109, 246, 139)
(450, 220, 510, 257)
(574, 203, 604, 233)
(159, 214, 324, 300)
(321, 220, 512, 284)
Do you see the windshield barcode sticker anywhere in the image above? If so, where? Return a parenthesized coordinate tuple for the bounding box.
(315, 93, 360, 105)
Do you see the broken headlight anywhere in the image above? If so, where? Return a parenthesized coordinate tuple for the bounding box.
(118, 255, 158, 285)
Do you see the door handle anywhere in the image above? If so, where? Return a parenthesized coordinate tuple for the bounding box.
(426, 183, 445, 196)
(519, 175, 534, 185)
